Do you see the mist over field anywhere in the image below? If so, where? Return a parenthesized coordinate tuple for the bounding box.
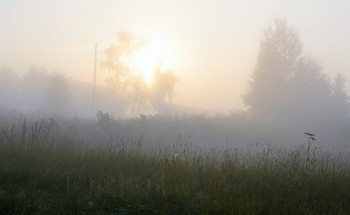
(1, 18, 350, 149)
(1, 1, 350, 214)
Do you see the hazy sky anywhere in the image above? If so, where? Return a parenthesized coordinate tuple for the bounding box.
(1, 0, 350, 111)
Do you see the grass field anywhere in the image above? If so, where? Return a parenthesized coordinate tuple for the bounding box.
(1, 116, 350, 214)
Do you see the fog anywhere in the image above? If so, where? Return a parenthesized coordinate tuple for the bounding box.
(2, 0, 350, 110)
(1, 1, 350, 149)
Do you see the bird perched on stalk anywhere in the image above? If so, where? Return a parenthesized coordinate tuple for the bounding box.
(304, 132, 315, 137)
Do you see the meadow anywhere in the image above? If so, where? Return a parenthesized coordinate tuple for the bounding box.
(1, 112, 350, 214)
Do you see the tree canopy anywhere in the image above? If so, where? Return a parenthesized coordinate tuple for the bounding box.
(243, 18, 349, 127)
(102, 32, 177, 114)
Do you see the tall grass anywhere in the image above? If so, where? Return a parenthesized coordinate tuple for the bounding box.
(1, 116, 350, 214)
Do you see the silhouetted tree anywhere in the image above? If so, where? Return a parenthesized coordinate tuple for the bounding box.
(243, 18, 302, 118)
(150, 66, 178, 106)
(243, 18, 349, 127)
(103, 32, 146, 95)
(102, 32, 178, 114)
(103, 32, 152, 113)
(331, 73, 349, 119)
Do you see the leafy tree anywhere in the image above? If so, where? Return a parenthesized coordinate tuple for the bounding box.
(103, 32, 152, 113)
(103, 32, 146, 95)
(102, 32, 178, 114)
(150, 66, 178, 106)
(331, 73, 349, 119)
(243, 18, 349, 126)
(243, 18, 302, 117)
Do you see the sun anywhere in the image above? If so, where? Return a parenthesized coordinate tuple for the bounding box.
(130, 39, 173, 85)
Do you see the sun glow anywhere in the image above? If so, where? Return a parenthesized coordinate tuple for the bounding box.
(130, 39, 174, 85)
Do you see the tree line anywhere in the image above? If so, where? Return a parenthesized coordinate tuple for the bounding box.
(0, 66, 70, 116)
(1, 18, 348, 128)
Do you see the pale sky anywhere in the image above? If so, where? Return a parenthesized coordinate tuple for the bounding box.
(1, 0, 350, 111)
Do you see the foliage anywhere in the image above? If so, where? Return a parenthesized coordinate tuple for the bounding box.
(102, 32, 177, 114)
(243, 18, 349, 126)
(243, 18, 302, 117)
(150, 66, 178, 106)
(103, 32, 147, 96)
(331, 73, 349, 119)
